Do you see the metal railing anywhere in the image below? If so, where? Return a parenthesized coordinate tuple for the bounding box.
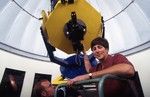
(54, 74, 130, 97)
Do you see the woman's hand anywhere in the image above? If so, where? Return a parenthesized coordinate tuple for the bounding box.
(67, 74, 89, 85)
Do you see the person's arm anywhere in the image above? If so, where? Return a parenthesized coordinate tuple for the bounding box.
(83, 51, 92, 73)
(67, 63, 135, 85)
(91, 63, 135, 78)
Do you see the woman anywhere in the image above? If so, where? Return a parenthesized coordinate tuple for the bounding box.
(67, 37, 135, 97)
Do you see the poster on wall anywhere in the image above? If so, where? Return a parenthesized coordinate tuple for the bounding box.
(0, 68, 25, 97)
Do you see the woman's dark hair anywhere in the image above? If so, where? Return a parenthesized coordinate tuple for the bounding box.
(91, 37, 109, 50)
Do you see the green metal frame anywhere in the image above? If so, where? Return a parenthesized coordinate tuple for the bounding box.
(54, 74, 131, 97)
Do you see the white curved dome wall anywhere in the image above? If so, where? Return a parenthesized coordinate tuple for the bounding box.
(0, 0, 150, 56)
(0, 0, 49, 56)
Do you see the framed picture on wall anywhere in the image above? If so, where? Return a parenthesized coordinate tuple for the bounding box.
(0, 68, 25, 97)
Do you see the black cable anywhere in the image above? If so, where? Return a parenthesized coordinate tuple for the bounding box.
(104, 0, 135, 22)
(11, 0, 42, 20)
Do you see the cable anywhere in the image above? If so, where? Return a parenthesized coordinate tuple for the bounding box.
(12, 0, 42, 20)
(12, 0, 134, 22)
(104, 0, 135, 22)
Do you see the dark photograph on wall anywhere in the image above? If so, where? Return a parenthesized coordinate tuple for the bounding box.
(0, 68, 25, 97)
(31, 73, 52, 97)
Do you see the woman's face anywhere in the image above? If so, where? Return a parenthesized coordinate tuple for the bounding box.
(41, 80, 55, 97)
(92, 44, 108, 61)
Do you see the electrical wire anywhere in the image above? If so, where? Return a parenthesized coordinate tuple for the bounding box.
(12, 0, 135, 22)
(11, 0, 42, 20)
(104, 0, 135, 22)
